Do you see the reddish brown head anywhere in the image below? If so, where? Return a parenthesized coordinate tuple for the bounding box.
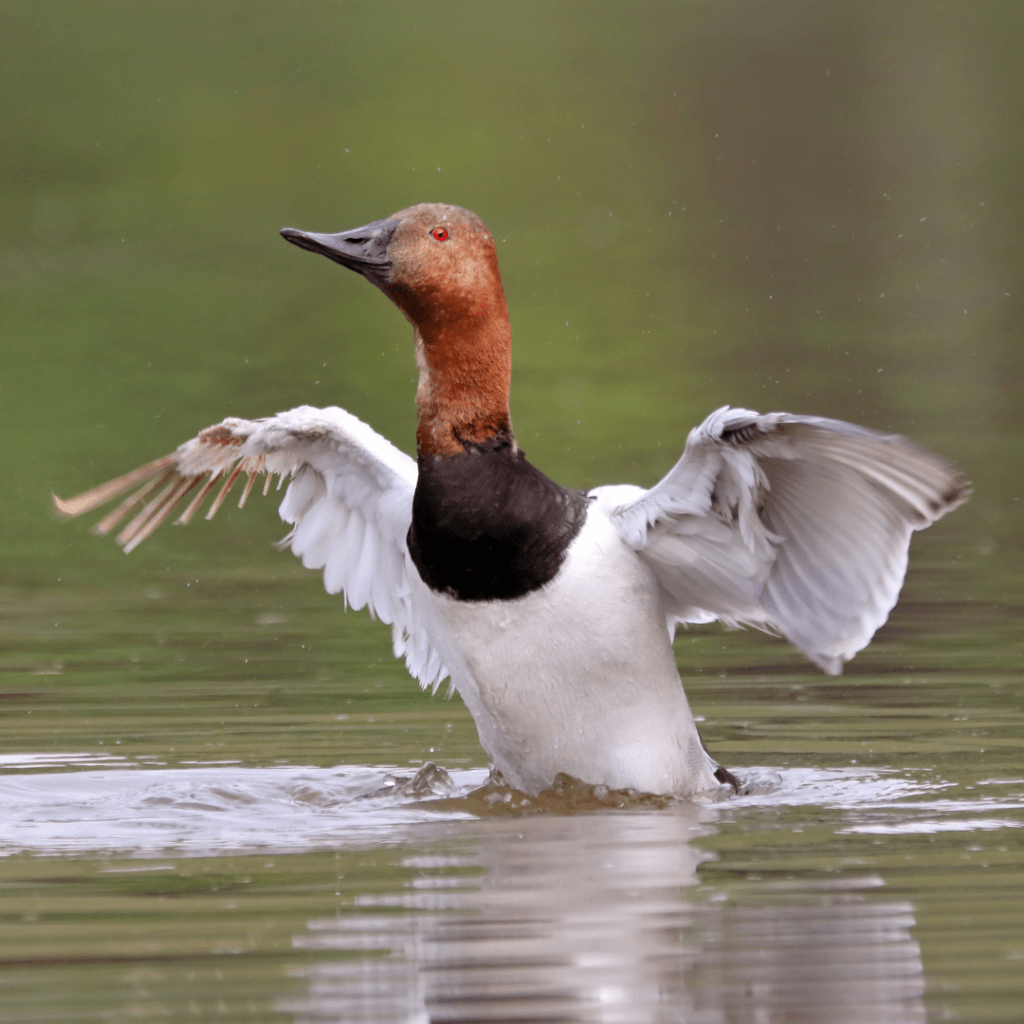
(281, 203, 513, 458)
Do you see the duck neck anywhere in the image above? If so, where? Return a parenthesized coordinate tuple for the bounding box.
(411, 311, 514, 459)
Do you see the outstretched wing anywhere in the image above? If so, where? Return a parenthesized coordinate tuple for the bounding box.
(54, 405, 449, 691)
(604, 406, 969, 674)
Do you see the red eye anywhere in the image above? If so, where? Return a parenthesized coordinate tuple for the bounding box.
(431, 226, 449, 241)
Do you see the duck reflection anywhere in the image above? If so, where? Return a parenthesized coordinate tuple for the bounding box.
(282, 807, 925, 1023)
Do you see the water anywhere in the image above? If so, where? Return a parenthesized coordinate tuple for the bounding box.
(2, 746, 1022, 1021)
(3, 1, 1024, 1020)
(1, 567, 1022, 1022)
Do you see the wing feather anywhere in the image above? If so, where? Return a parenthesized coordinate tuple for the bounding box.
(55, 405, 450, 690)
(606, 406, 968, 674)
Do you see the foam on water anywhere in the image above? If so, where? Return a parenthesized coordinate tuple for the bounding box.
(2, 757, 1022, 858)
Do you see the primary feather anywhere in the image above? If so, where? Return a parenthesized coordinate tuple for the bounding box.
(609, 407, 969, 673)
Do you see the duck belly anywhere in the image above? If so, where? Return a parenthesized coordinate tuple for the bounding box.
(409, 510, 719, 796)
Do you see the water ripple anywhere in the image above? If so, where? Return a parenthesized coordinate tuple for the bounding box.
(2, 760, 1022, 857)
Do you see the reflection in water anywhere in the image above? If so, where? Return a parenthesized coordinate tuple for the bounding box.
(284, 809, 926, 1024)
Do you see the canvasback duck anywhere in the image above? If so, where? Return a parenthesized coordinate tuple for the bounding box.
(55, 203, 969, 797)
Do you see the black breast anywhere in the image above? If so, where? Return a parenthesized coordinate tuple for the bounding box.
(407, 437, 589, 601)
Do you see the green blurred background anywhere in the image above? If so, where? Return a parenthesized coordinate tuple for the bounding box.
(3, 9, 1023, 1018)
(1, 0, 1021, 767)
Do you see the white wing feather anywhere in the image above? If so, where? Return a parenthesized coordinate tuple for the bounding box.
(53, 405, 450, 692)
(605, 406, 969, 674)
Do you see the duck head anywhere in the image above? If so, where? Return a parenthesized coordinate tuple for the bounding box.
(281, 203, 513, 459)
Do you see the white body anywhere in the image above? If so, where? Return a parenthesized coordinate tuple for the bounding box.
(409, 501, 718, 795)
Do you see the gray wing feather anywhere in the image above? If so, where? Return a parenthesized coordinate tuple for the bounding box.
(606, 407, 969, 674)
(54, 404, 450, 692)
